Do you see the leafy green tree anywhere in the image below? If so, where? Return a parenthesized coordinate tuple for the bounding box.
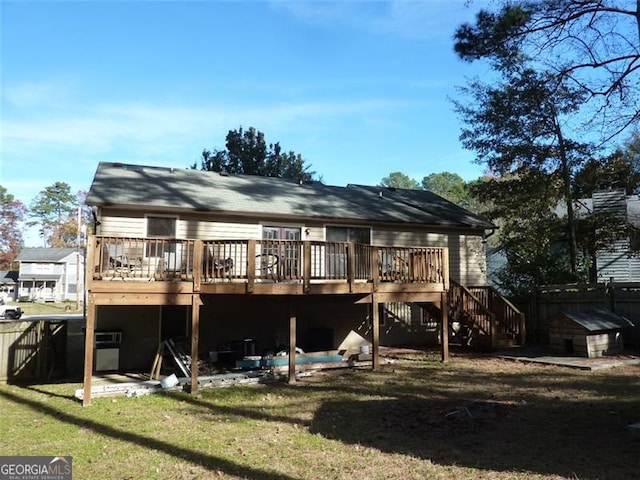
(454, 64, 592, 278)
(574, 133, 640, 197)
(454, 1, 640, 141)
(0, 186, 27, 269)
(473, 172, 581, 295)
(196, 127, 315, 182)
(28, 182, 80, 247)
(379, 172, 420, 189)
(421, 172, 470, 207)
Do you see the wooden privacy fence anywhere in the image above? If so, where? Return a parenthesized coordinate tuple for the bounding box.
(522, 282, 640, 346)
(0, 320, 67, 383)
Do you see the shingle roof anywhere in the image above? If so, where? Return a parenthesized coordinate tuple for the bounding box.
(563, 309, 633, 332)
(17, 248, 79, 263)
(86, 162, 495, 230)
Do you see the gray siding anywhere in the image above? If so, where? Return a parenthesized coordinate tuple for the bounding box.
(593, 190, 640, 282)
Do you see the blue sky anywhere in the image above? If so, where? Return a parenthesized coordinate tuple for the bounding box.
(1, 0, 491, 246)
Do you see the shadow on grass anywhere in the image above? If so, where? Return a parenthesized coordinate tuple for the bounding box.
(309, 395, 640, 480)
(0, 389, 297, 480)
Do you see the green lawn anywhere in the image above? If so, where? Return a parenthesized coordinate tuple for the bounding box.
(1, 349, 639, 479)
(7, 300, 83, 316)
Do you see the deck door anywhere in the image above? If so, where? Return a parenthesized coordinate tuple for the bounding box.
(325, 226, 371, 278)
(262, 227, 301, 278)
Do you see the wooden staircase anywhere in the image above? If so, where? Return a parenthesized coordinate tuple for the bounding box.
(448, 280, 526, 351)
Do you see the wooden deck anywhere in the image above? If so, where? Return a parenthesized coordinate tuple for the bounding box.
(82, 235, 452, 406)
(87, 236, 449, 300)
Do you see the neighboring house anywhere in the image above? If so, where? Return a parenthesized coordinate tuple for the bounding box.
(16, 248, 85, 302)
(0, 271, 18, 302)
(80, 162, 523, 405)
(488, 189, 640, 286)
(590, 190, 640, 282)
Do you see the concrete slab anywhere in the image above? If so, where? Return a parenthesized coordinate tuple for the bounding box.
(495, 347, 640, 371)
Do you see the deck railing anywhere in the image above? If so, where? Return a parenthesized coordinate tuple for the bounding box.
(90, 236, 448, 288)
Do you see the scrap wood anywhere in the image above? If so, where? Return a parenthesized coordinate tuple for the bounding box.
(74, 380, 168, 400)
(165, 338, 191, 377)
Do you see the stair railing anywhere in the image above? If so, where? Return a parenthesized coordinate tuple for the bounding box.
(449, 279, 497, 348)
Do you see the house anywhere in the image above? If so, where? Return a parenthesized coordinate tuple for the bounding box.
(81, 162, 524, 405)
(16, 248, 85, 302)
(590, 190, 640, 282)
(547, 308, 633, 357)
(0, 271, 18, 302)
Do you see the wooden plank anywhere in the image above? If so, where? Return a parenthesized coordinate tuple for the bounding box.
(190, 294, 200, 393)
(82, 295, 96, 407)
(375, 283, 444, 293)
(92, 293, 193, 306)
(90, 282, 194, 294)
(355, 292, 443, 304)
(150, 341, 164, 379)
(289, 303, 296, 384)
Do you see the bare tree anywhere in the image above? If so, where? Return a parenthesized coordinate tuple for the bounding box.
(455, 1, 640, 142)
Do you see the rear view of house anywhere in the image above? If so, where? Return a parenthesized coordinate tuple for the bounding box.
(80, 162, 523, 405)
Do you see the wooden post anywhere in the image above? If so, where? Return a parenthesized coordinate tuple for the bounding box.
(347, 242, 355, 292)
(288, 302, 296, 384)
(372, 294, 380, 371)
(82, 294, 96, 406)
(193, 240, 203, 292)
(519, 312, 527, 345)
(372, 246, 379, 290)
(441, 247, 450, 288)
(247, 240, 256, 293)
(440, 291, 449, 362)
(303, 241, 311, 293)
(190, 294, 201, 394)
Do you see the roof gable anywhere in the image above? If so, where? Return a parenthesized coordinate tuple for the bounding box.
(86, 162, 494, 230)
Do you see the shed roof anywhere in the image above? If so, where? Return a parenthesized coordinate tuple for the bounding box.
(17, 248, 79, 263)
(562, 309, 633, 332)
(86, 162, 495, 230)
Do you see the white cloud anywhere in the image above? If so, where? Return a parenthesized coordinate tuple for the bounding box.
(3, 92, 417, 156)
(270, 0, 485, 41)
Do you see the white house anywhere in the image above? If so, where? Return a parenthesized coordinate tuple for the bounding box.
(16, 248, 85, 302)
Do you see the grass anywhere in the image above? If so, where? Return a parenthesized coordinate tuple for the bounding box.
(6, 300, 83, 316)
(1, 348, 639, 479)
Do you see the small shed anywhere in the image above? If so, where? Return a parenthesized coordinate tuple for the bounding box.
(548, 308, 633, 358)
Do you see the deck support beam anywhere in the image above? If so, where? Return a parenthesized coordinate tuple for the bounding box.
(288, 302, 297, 383)
(190, 294, 201, 393)
(372, 293, 380, 370)
(82, 295, 96, 406)
(441, 291, 449, 362)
